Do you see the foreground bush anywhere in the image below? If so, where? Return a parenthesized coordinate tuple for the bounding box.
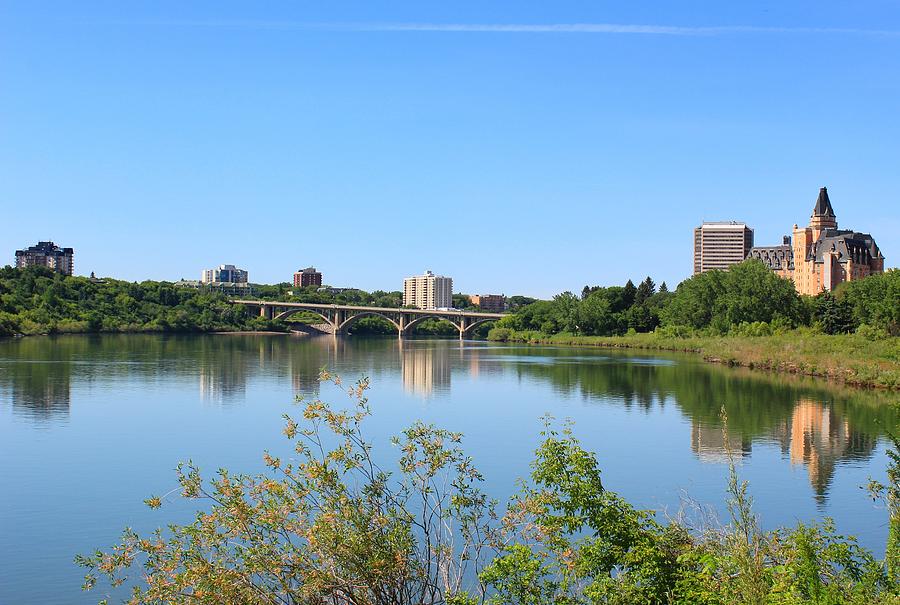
(78, 375, 899, 604)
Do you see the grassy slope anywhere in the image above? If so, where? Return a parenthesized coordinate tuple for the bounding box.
(490, 331, 900, 389)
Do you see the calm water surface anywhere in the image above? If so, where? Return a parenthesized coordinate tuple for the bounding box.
(0, 334, 897, 604)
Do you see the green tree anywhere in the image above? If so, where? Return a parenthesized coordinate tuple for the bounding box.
(623, 279, 637, 307)
(816, 291, 856, 335)
(577, 291, 617, 335)
(837, 270, 900, 336)
(661, 260, 803, 332)
(635, 276, 656, 305)
(550, 292, 580, 333)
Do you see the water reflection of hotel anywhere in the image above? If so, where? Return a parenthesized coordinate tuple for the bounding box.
(691, 398, 876, 503)
(777, 398, 876, 503)
(401, 343, 450, 397)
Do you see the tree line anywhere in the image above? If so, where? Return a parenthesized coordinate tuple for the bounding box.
(491, 260, 899, 340)
(0, 266, 277, 336)
(0, 266, 534, 337)
(3, 262, 897, 339)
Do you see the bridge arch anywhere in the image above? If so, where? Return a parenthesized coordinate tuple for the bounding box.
(337, 311, 401, 334)
(461, 317, 499, 336)
(401, 315, 462, 335)
(273, 308, 333, 325)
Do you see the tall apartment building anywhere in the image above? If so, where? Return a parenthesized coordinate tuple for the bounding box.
(469, 294, 506, 312)
(748, 187, 884, 295)
(293, 267, 323, 288)
(201, 264, 248, 284)
(15, 241, 74, 275)
(403, 270, 453, 310)
(693, 221, 755, 274)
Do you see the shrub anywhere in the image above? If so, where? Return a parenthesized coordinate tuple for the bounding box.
(0, 311, 20, 336)
(857, 323, 891, 341)
(77, 376, 900, 604)
(729, 321, 773, 337)
(655, 324, 694, 338)
(487, 326, 514, 341)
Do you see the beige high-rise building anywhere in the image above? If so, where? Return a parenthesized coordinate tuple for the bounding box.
(403, 270, 453, 310)
(15, 241, 74, 275)
(693, 221, 755, 274)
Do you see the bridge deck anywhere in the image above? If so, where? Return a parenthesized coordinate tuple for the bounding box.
(230, 300, 507, 319)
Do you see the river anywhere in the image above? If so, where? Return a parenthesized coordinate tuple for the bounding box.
(0, 334, 896, 604)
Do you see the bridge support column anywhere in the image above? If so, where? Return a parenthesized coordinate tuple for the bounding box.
(398, 315, 407, 339)
(458, 317, 468, 340)
(260, 305, 274, 320)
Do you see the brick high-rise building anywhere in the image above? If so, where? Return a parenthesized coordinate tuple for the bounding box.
(403, 270, 452, 310)
(15, 241, 74, 275)
(693, 222, 755, 274)
(469, 294, 506, 312)
(293, 267, 323, 288)
(748, 187, 884, 295)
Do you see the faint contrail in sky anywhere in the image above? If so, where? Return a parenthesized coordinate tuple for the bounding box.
(113, 20, 900, 37)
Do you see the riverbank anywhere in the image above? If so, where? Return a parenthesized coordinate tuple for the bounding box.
(488, 329, 900, 390)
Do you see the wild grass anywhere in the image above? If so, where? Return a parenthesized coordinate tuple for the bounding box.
(488, 330, 900, 390)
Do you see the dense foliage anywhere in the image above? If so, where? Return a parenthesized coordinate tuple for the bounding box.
(494, 277, 671, 338)
(837, 270, 900, 336)
(0, 266, 272, 336)
(79, 375, 899, 604)
(490, 261, 899, 340)
(0, 268, 504, 337)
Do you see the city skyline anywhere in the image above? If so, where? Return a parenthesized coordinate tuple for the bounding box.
(3, 2, 899, 297)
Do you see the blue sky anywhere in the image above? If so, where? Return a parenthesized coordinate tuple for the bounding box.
(2, 2, 898, 298)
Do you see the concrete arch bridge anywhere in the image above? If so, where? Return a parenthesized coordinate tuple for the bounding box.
(231, 300, 507, 339)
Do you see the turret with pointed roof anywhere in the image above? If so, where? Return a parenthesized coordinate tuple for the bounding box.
(810, 186, 837, 233)
(813, 186, 836, 218)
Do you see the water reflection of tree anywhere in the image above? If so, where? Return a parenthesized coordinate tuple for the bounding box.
(0, 355, 72, 421)
(1, 336, 895, 504)
(500, 347, 896, 502)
